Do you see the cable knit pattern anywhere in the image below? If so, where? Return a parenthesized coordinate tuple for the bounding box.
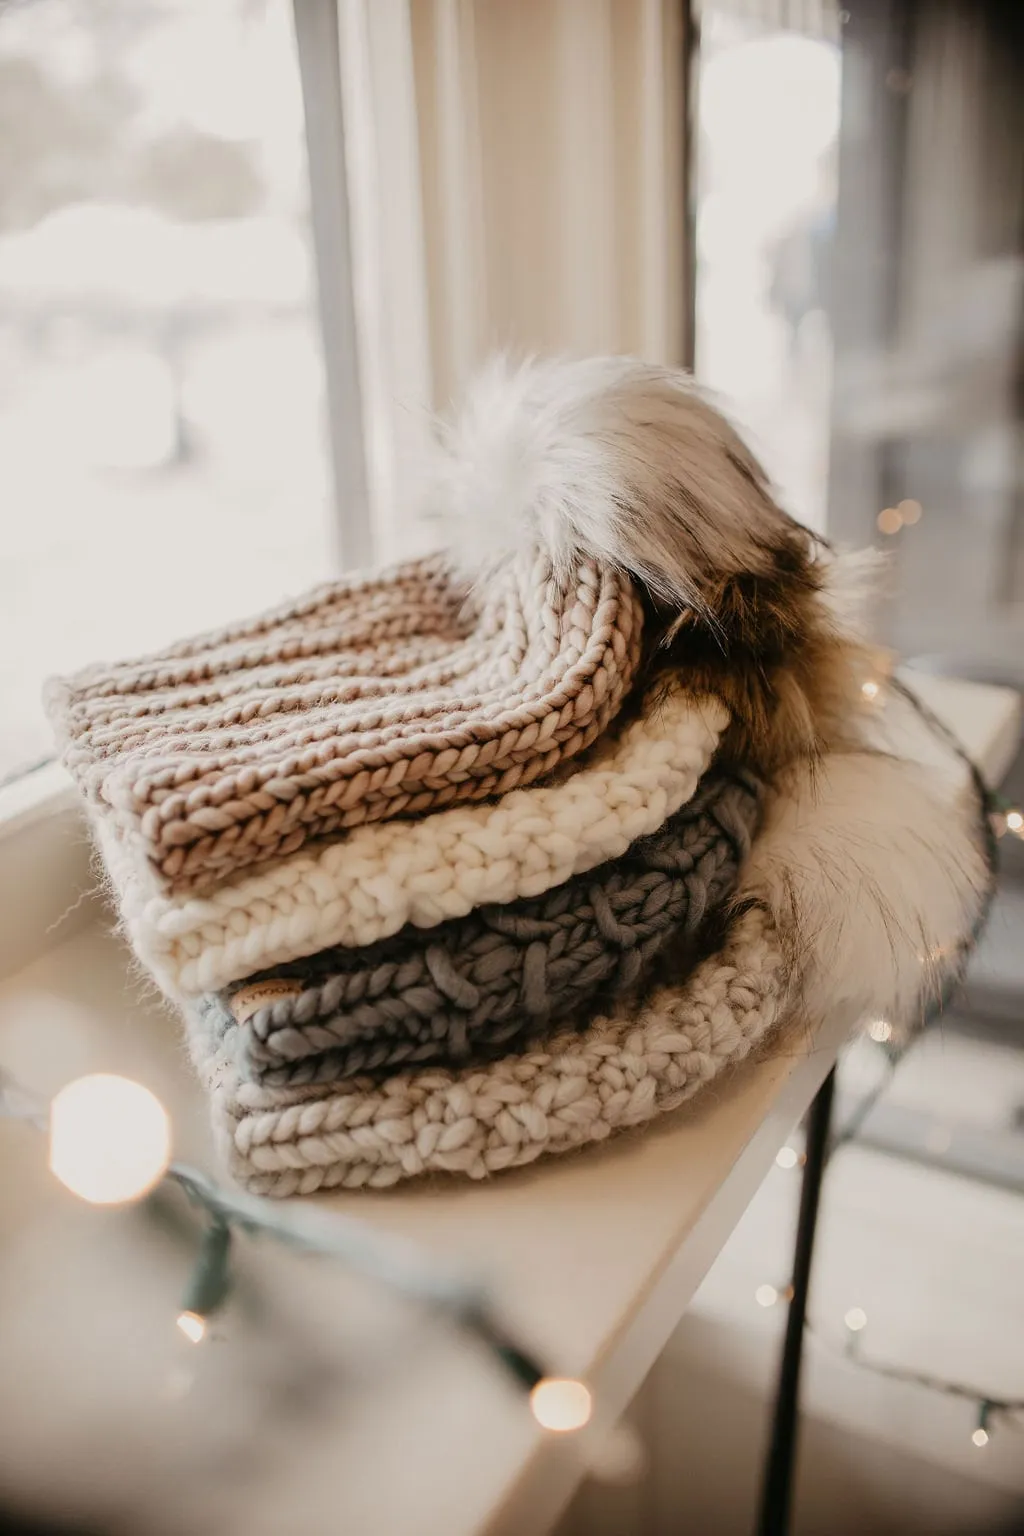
(100, 690, 728, 996)
(188, 906, 790, 1194)
(45, 550, 643, 892)
(212, 768, 762, 1085)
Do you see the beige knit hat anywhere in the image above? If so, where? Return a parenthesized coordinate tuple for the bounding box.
(45, 550, 644, 893)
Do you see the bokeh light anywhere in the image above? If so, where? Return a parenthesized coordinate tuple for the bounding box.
(48, 1073, 171, 1204)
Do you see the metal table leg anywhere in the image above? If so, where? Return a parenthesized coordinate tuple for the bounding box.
(754, 1067, 837, 1536)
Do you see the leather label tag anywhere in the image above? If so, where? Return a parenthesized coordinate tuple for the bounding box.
(229, 979, 304, 1023)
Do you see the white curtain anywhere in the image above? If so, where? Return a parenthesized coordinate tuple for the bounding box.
(328, 0, 689, 560)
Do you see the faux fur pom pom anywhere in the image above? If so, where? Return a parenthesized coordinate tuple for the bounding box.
(426, 354, 880, 774)
(732, 750, 991, 1029)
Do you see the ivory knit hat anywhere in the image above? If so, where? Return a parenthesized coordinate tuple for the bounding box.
(188, 742, 991, 1195)
(207, 765, 763, 1087)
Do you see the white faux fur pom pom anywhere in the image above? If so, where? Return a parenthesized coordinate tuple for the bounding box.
(425, 353, 801, 605)
(736, 750, 991, 1028)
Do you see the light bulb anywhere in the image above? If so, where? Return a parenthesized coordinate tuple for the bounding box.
(876, 507, 902, 535)
(755, 1284, 779, 1308)
(176, 1311, 207, 1345)
(844, 1307, 868, 1332)
(861, 679, 880, 701)
(48, 1073, 171, 1204)
(868, 1019, 892, 1043)
(775, 1146, 799, 1169)
(1007, 809, 1023, 835)
(530, 1378, 593, 1433)
(971, 1427, 989, 1448)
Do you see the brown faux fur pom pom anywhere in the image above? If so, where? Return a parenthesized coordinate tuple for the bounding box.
(427, 354, 879, 776)
(650, 539, 879, 775)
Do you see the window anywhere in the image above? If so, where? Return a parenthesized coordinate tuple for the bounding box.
(693, 0, 843, 534)
(0, 0, 334, 781)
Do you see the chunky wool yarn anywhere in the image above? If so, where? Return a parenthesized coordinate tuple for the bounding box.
(187, 746, 991, 1195)
(99, 689, 728, 996)
(211, 767, 762, 1086)
(45, 550, 644, 892)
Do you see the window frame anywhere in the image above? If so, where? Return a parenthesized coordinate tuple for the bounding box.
(293, 0, 374, 570)
(0, 0, 375, 860)
(0, 0, 377, 898)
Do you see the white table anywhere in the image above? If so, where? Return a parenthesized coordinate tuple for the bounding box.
(0, 674, 1018, 1536)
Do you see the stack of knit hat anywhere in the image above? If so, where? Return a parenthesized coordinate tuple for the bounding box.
(46, 357, 992, 1195)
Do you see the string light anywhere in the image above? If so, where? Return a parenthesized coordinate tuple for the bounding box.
(6, 1064, 564, 1416)
(841, 1308, 867, 1361)
(176, 1218, 232, 1344)
(867, 1019, 892, 1044)
(877, 500, 923, 535)
(861, 679, 880, 701)
(48, 1073, 171, 1204)
(775, 1145, 801, 1170)
(529, 1378, 593, 1432)
(811, 1324, 1023, 1448)
(756, 1284, 780, 1308)
(176, 1311, 207, 1345)
(990, 805, 1024, 839)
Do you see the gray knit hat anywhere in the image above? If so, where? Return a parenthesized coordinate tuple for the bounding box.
(203, 767, 762, 1087)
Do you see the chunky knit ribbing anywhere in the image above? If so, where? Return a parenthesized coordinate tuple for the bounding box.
(211, 767, 762, 1085)
(189, 905, 789, 1194)
(45, 551, 643, 892)
(101, 690, 728, 996)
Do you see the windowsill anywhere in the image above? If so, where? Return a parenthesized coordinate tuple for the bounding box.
(0, 759, 97, 977)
